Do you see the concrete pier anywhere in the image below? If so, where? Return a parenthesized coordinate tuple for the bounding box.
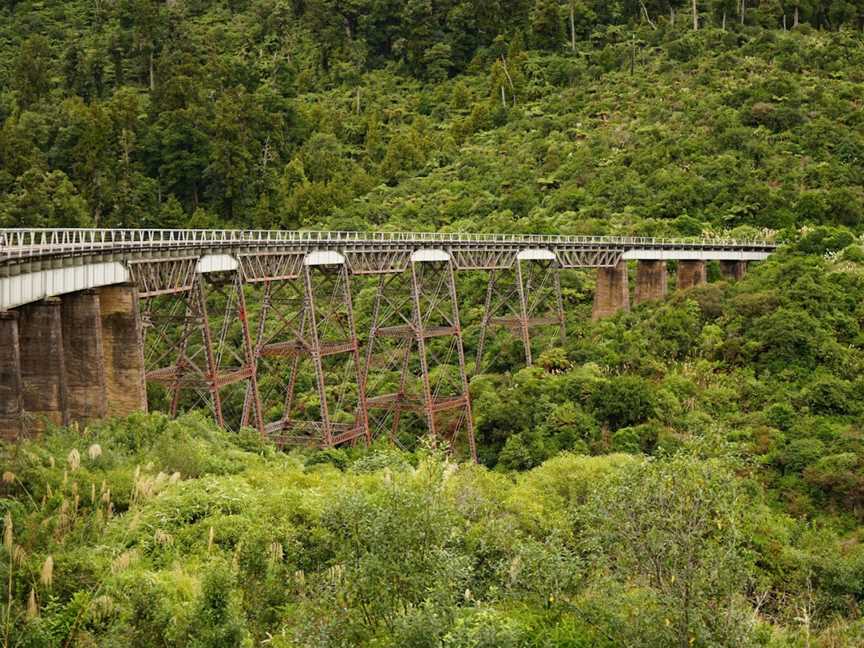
(99, 285, 147, 417)
(0, 313, 23, 441)
(720, 260, 747, 281)
(61, 291, 107, 425)
(635, 260, 668, 304)
(593, 260, 630, 320)
(676, 261, 707, 291)
(19, 299, 68, 432)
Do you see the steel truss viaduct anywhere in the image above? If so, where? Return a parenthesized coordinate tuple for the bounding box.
(0, 229, 776, 461)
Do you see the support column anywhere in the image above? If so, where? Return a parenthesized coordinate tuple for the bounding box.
(61, 291, 107, 425)
(0, 313, 23, 441)
(99, 284, 147, 417)
(253, 260, 366, 447)
(634, 260, 668, 304)
(19, 298, 68, 432)
(592, 260, 630, 320)
(719, 260, 747, 281)
(474, 256, 566, 373)
(676, 261, 707, 290)
(364, 255, 477, 461)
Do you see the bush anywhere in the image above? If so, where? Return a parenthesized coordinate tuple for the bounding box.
(590, 376, 656, 430)
(498, 431, 551, 471)
(804, 374, 855, 415)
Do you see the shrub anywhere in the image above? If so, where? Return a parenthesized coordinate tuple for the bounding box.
(590, 376, 656, 430)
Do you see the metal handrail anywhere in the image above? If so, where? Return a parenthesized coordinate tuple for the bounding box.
(0, 228, 776, 261)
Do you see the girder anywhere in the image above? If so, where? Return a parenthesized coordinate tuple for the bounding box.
(362, 254, 476, 460)
(0, 229, 779, 462)
(142, 271, 263, 433)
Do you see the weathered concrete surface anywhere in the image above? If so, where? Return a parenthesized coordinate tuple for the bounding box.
(19, 298, 68, 432)
(676, 260, 707, 291)
(99, 285, 147, 417)
(720, 260, 747, 281)
(0, 312, 23, 441)
(61, 290, 107, 425)
(635, 260, 668, 304)
(592, 260, 630, 320)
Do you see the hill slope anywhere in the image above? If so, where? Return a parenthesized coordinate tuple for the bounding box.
(1, 2, 863, 235)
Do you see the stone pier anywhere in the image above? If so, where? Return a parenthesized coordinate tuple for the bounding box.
(19, 299, 68, 432)
(99, 285, 147, 417)
(676, 261, 707, 291)
(634, 260, 668, 304)
(0, 313, 23, 441)
(61, 291, 107, 425)
(592, 260, 630, 320)
(720, 260, 747, 281)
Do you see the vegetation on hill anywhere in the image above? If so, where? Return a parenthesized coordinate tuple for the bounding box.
(5, 237, 864, 645)
(1, 1, 863, 234)
(4, 0, 864, 645)
(1, 407, 863, 647)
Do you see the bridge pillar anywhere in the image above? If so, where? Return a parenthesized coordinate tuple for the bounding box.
(19, 298, 68, 432)
(0, 312, 23, 441)
(364, 252, 477, 462)
(61, 291, 107, 425)
(99, 284, 147, 417)
(676, 261, 707, 290)
(592, 260, 630, 320)
(475, 255, 566, 373)
(719, 260, 747, 281)
(634, 260, 668, 304)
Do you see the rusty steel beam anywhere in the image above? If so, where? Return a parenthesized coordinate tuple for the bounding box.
(252, 260, 368, 449)
(363, 255, 476, 461)
(474, 258, 566, 373)
(142, 272, 263, 435)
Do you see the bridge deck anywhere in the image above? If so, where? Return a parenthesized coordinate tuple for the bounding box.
(0, 228, 775, 261)
(0, 228, 776, 310)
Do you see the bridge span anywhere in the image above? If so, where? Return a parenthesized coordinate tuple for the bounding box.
(0, 229, 776, 459)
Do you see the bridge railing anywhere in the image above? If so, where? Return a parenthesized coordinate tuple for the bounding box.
(0, 228, 775, 261)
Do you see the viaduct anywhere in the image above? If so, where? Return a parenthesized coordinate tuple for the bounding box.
(0, 229, 775, 460)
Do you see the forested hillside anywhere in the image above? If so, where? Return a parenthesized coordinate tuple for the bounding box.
(5, 0, 864, 646)
(1, 0, 863, 233)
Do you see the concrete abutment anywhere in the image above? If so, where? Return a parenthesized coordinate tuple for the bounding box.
(61, 290, 108, 425)
(0, 312, 24, 441)
(720, 260, 748, 281)
(19, 298, 68, 433)
(635, 260, 668, 304)
(592, 260, 630, 320)
(99, 284, 147, 417)
(676, 260, 707, 291)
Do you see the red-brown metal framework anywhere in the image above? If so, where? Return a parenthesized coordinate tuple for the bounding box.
(364, 255, 477, 461)
(243, 260, 369, 448)
(142, 269, 264, 434)
(1, 229, 777, 462)
(475, 257, 566, 373)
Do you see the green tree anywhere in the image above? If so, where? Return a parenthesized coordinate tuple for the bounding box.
(186, 562, 250, 648)
(530, 0, 564, 50)
(580, 454, 754, 647)
(590, 375, 656, 430)
(13, 36, 53, 108)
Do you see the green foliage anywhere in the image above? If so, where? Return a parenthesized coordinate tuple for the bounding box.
(2, 6, 864, 232)
(2, 409, 864, 645)
(186, 562, 251, 648)
(4, 4, 864, 646)
(579, 454, 754, 646)
(590, 376, 656, 430)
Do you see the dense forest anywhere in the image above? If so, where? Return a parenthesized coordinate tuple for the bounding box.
(5, 0, 864, 645)
(2, 0, 864, 233)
